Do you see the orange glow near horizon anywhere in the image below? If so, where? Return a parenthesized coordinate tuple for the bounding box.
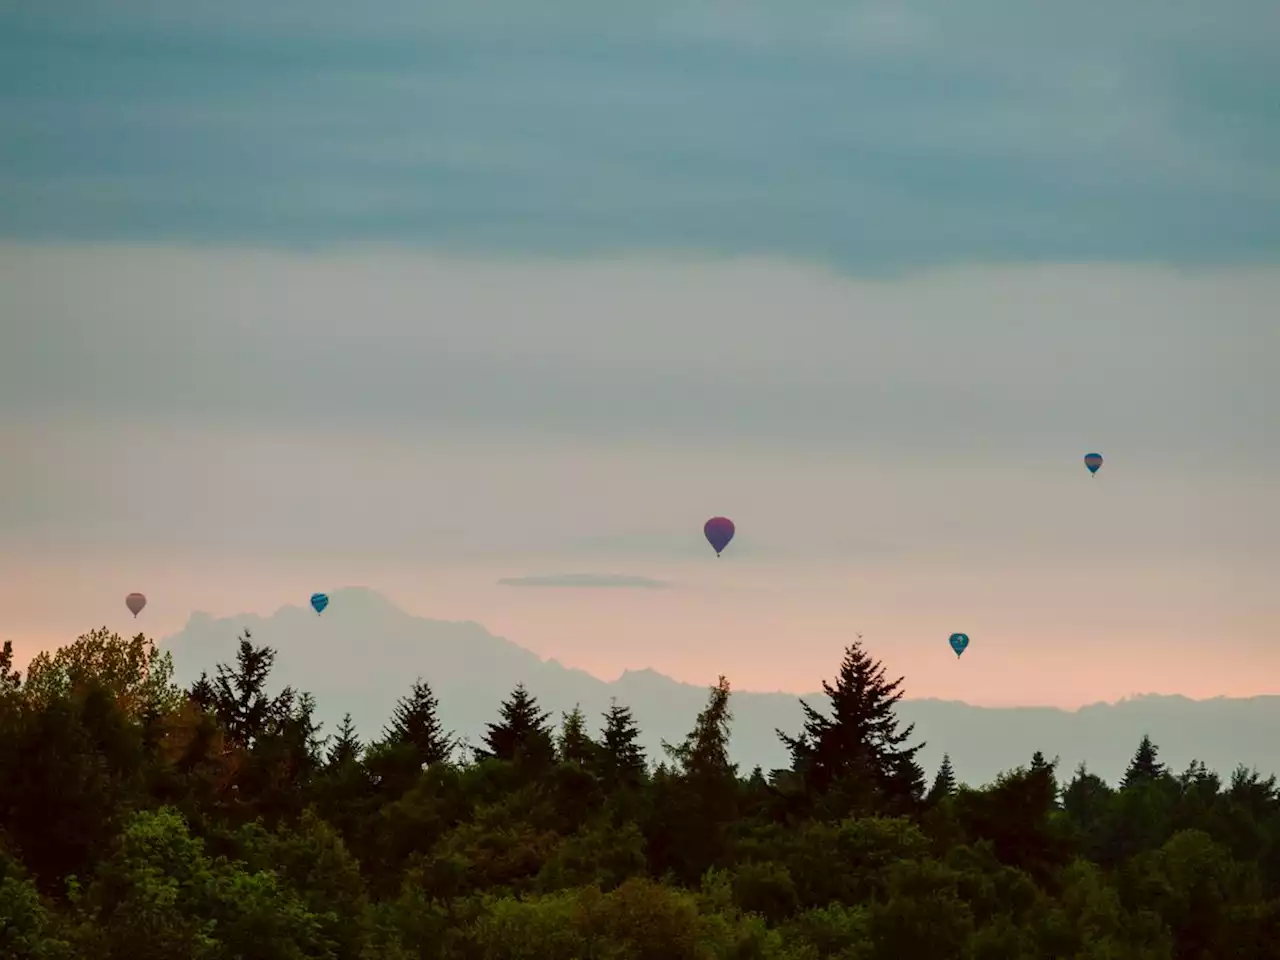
(3, 549, 1276, 710)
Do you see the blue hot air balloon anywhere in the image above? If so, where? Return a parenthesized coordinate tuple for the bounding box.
(704, 516, 735, 557)
(949, 633, 970, 658)
(310, 592, 329, 615)
(1084, 452, 1104, 476)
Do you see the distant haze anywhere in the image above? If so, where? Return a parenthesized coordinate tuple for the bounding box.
(157, 589, 1280, 787)
(2, 1, 1277, 709)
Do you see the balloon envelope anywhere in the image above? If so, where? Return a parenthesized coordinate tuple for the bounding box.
(125, 592, 146, 617)
(704, 516, 735, 556)
(310, 593, 329, 615)
(949, 633, 969, 657)
(1084, 452, 1104, 474)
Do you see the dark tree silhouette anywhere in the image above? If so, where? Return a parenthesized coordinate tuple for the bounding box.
(326, 712, 362, 768)
(778, 639, 927, 812)
(188, 672, 216, 712)
(210, 631, 293, 748)
(477, 683, 554, 766)
(957, 761, 1071, 885)
(556, 704, 597, 765)
(383, 677, 453, 767)
(927, 753, 957, 804)
(651, 677, 738, 882)
(597, 698, 647, 788)
(1031, 750, 1061, 807)
(0, 639, 22, 693)
(663, 676, 735, 783)
(1122, 734, 1167, 789)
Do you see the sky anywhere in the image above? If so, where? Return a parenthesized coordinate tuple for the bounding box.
(2, 1, 1278, 707)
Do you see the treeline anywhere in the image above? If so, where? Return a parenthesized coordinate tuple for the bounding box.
(1, 628, 1279, 958)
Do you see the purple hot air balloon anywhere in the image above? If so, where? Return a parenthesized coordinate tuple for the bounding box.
(125, 592, 147, 617)
(704, 516, 735, 557)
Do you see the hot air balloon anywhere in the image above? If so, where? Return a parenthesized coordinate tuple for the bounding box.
(310, 593, 329, 615)
(125, 592, 147, 618)
(949, 633, 969, 658)
(1084, 452, 1104, 476)
(704, 516, 735, 557)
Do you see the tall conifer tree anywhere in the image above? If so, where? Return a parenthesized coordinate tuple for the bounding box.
(383, 677, 453, 766)
(1121, 734, 1166, 789)
(778, 639, 926, 810)
(598, 698, 647, 787)
(477, 683, 555, 766)
(927, 753, 957, 803)
(556, 704, 597, 765)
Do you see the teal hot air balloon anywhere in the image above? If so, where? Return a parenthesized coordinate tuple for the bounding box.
(949, 633, 969, 658)
(1084, 452, 1104, 476)
(310, 593, 329, 615)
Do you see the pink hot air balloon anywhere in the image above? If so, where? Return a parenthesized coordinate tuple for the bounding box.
(125, 592, 147, 617)
(704, 516, 735, 557)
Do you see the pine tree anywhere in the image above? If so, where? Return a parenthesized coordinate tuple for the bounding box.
(777, 639, 926, 810)
(383, 677, 453, 767)
(598, 698, 647, 787)
(477, 683, 555, 766)
(557, 704, 597, 765)
(662, 676, 736, 782)
(211, 631, 293, 748)
(189, 672, 216, 712)
(1121, 734, 1166, 789)
(280, 691, 325, 778)
(327, 712, 362, 768)
(1062, 762, 1112, 822)
(652, 677, 738, 882)
(0, 640, 22, 694)
(927, 753, 957, 803)
(1031, 750, 1061, 807)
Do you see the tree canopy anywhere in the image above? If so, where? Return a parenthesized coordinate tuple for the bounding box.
(1, 625, 1278, 958)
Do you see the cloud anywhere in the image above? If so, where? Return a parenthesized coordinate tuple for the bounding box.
(497, 573, 673, 589)
(2, 246, 1277, 463)
(1, 1, 1277, 267)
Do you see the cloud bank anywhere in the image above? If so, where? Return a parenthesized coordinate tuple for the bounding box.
(2, 1, 1277, 268)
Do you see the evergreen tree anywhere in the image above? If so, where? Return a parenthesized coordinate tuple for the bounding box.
(1228, 765, 1278, 821)
(383, 677, 453, 767)
(1062, 761, 1113, 817)
(927, 753, 957, 803)
(958, 762, 1071, 884)
(272, 691, 325, 783)
(477, 683, 555, 766)
(188, 672, 216, 712)
(650, 677, 738, 882)
(326, 712, 362, 768)
(777, 639, 926, 811)
(556, 704, 597, 765)
(597, 698, 647, 787)
(1031, 750, 1061, 807)
(0, 639, 22, 694)
(1121, 734, 1167, 789)
(662, 676, 736, 782)
(211, 631, 293, 748)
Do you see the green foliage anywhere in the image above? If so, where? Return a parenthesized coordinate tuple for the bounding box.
(0, 848, 73, 959)
(3, 627, 1280, 958)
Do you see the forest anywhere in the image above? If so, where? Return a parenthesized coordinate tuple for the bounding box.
(1, 628, 1278, 959)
